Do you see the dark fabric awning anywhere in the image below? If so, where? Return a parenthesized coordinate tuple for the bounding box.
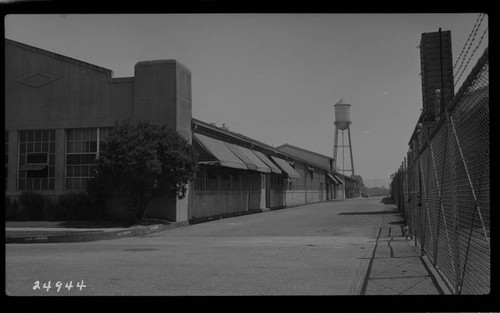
(20, 164, 48, 171)
(271, 156, 302, 179)
(327, 172, 345, 184)
(193, 133, 247, 170)
(224, 142, 258, 171)
(252, 150, 282, 174)
(332, 173, 344, 184)
(238, 146, 271, 173)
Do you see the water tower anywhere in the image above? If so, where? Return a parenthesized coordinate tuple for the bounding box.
(333, 98, 355, 179)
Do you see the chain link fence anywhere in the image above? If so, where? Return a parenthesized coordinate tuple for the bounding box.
(390, 47, 489, 294)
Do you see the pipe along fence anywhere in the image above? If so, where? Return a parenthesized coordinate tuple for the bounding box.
(391, 47, 489, 294)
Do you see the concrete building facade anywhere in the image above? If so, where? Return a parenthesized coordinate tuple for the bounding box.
(5, 39, 356, 223)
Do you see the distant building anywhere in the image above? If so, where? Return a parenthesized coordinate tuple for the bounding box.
(5, 39, 356, 223)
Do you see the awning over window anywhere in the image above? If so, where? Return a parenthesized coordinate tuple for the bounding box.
(327, 172, 344, 185)
(271, 156, 302, 179)
(238, 146, 271, 173)
(224, 142, 258, 171)
(193, 133, 247, 170)
(20, 164, 48, 171)
(252, 150, 282, 174)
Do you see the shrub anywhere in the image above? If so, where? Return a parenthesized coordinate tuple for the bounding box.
(42, 197, 61, 221)
(95, 120, 198, 223)
(5, 196, 25, 221)
(58, 192, 103, 221)
(18, 192, 46, 221)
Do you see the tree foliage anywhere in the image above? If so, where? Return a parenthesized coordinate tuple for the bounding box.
(94, 120, 198, 222)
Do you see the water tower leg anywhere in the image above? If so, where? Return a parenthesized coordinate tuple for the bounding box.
(333, 127, 339, 171)
(347, 126, 355, 176)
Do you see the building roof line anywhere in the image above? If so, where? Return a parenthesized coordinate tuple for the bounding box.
(276, 143, 333, 161)
(5, 38, 114, 77)
(192, 118, 278, 152)
(192, 118, 335, 173)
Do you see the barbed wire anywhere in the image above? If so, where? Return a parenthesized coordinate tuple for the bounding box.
(454, 27, 488, 87)
(453, 13, 484, 72)
(453, 13, 486, 82)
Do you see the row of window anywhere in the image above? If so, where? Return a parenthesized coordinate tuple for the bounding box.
(5, 128, 111, 192)
(194, 166, 262, 192)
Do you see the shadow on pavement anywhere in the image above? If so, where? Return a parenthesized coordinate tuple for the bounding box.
(380, 197, 395, 204)
(338, 210, 399, 215)
(388, 220, 405, 225)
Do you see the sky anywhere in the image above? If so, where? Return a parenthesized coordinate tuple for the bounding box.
(4, 13, 488, 187)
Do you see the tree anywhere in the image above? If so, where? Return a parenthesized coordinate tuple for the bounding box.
(93, 120, 198, 223)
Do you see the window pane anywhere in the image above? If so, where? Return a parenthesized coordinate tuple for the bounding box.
(26, 179, 33, 190)
(49, 155, 55, 166)
(74, 142, 82, 153)
(67, 129, 74, 141)
(19, 170, 26, 179)
(89, 128, 97, 141)
(33, 179, 40, 190)
(41, 179, 48, 190)
(67, 154, 74, 165)
(27, 142, 33, 153)
(35, 131, 41, 142)
(42, 130, 49, 142)
(27, 131, 34, 142)
(42, 142, 48, 152)
(90, 141, 97, 152)
(20, 143, 26, 154)
(34, 142, 41, 152)
(88, 154, 97, 164)
(67, 142, 74, 153)
(82, 166, 89, 177)
(49, 130, 55, 141)
(27, 167, 48, 178)
(67, 166, 74, 177)
(19, 156, 25, 166)
(66, 178, 73, 190)
(49, 142, 55, 153)
(20, 131, 26, 143)
(19, 179, 25, 190)
(27, 153, 48, 164)
(74, 166, 81, 177)
(48, 166, 55, 178)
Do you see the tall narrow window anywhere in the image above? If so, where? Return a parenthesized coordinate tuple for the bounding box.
(66, 127, 111, 190)
(18, 130, 55, 190)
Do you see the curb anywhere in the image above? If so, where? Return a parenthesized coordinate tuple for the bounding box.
(188, 209, 264, 225)
(5, 222, 185, 244)
(420, 253, 453, 295)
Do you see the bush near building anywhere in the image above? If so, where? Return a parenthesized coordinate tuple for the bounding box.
(5, 191, 103, 221)
(92, 120, 198, 224)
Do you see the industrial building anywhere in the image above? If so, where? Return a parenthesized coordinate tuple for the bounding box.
(5, 38, 357, 223)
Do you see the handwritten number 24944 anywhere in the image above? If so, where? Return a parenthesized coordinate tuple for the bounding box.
(33, 280, 86, 291)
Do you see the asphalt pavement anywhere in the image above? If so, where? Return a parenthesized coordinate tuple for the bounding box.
(5, 197, 450, 296)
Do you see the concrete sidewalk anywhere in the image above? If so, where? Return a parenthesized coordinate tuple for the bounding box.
(361, 225, 451, 295)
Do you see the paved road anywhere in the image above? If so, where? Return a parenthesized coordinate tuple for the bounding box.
(6, 197, 397, 296)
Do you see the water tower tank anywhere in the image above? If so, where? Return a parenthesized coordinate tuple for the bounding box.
(334, 98, 351, 130)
